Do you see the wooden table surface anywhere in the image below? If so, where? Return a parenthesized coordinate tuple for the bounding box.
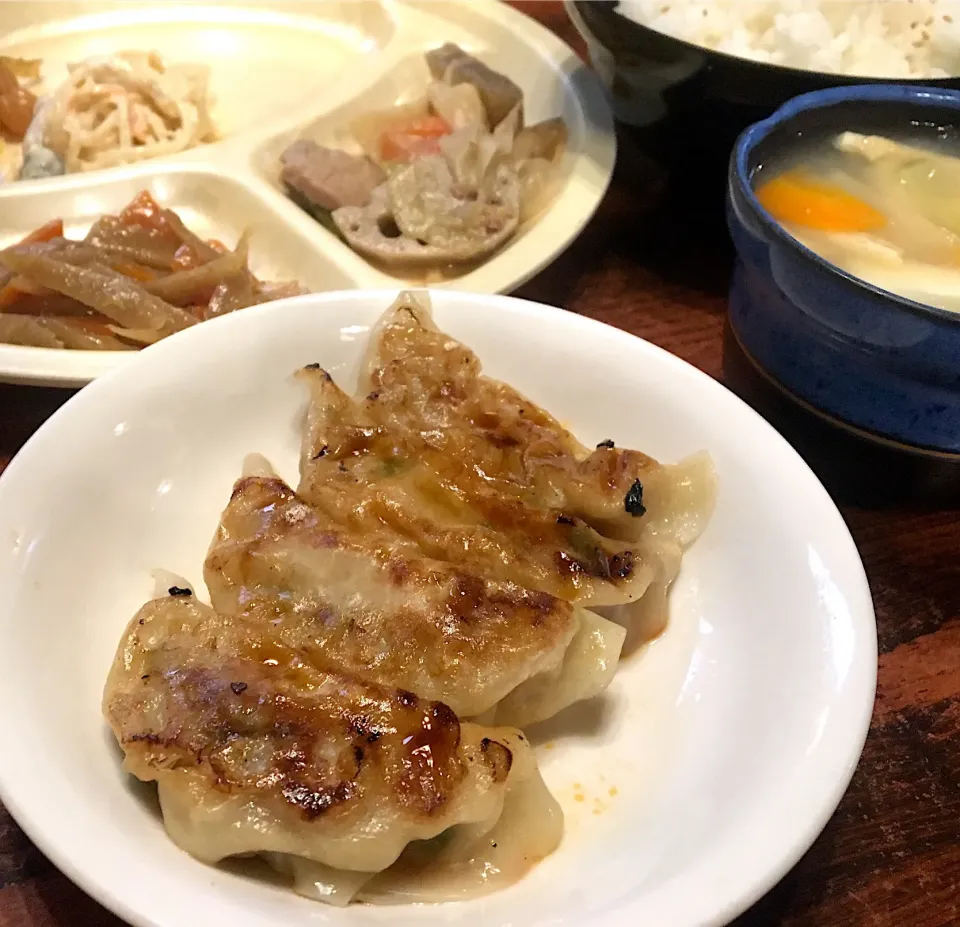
(1, 3, 958, 926)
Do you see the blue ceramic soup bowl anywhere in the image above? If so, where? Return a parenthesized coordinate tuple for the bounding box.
(727, 84, 960, 455)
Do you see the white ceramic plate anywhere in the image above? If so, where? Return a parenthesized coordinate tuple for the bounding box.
(0, 0, 615, 387)
(0, 291, 876, 927)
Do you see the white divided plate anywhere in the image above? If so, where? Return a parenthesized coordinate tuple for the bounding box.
(0, 0, 615, 386)
(0, 290, 876, 927)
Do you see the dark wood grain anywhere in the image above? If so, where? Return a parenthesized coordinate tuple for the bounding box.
(0, 4, 957, 926)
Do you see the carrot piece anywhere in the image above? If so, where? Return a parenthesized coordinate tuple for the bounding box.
(112, 262, 157, 282)
(0, 221, 65, 307)
(0, 284, 23, 309)
(18, 219, 64, 245)
(118, 191, 165, 231)
(380, 134, 446, 162)
(756, 171, 886, 233)
(398, 115, 452, 137)
(379, 114, 452, 163)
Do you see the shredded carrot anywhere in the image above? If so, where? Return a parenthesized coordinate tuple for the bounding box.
(0, 221, 65, 306)
(112, 262, 156, 282)
(756, 170, 886, 233)
(17, 218, 63, 245)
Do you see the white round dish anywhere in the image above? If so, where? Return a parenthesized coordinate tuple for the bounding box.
(0, 290, 876, 927)
(0, 0, 615, 387)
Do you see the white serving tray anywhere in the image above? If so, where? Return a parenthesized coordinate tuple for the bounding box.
(0, 0, 616, 386)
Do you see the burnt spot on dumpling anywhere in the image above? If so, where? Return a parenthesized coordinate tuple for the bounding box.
(478, 736, 513, 783)
(448, 574, 487, 623)
(552, 522, 637, 584)
(607, 550, 635, 579)
(624, 479, 646, 517)
(446, 572, 559, 631)
(281, 780, 355, 820)
(553, 548, 634, 582)
(394, 700, 465, 814)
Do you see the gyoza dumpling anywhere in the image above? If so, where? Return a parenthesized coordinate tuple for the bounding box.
(204, 475, 625, 726)
(355, 291, 716, 644)
(295, 364, 653, 608)
(360, 291, 716, 544)
(102, 595, 559, 904)
(286, 724, 563, 905)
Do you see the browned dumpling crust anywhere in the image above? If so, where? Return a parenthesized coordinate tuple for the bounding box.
(360, 294, 671, 541)
(296, 364, 654, 607)
(103, 596, 519, 876)
(204, 475, 592, 720)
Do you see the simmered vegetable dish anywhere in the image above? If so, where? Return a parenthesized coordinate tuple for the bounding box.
(280, 44, 567, 279)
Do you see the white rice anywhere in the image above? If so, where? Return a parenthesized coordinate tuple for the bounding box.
(615, 1, 960, 78)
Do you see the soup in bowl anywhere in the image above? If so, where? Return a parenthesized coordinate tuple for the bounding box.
(726, 84, 960, 500)
(755, 128, 960, 314)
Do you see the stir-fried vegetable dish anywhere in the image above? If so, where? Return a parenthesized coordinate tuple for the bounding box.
(0, 191, 305, 350)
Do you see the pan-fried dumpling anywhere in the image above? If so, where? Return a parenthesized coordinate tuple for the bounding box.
(360, 292, 716, 543)
(295, 364, 653, 608)
(598, 450, 717, 644)
(349, 292, 716, 646)
(271, 728, 562, 905)
(204, 475, 625, 725)
(102, 596, 543, 891)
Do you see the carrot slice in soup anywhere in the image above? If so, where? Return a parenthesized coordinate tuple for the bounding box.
(756, 171, 886, 233)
